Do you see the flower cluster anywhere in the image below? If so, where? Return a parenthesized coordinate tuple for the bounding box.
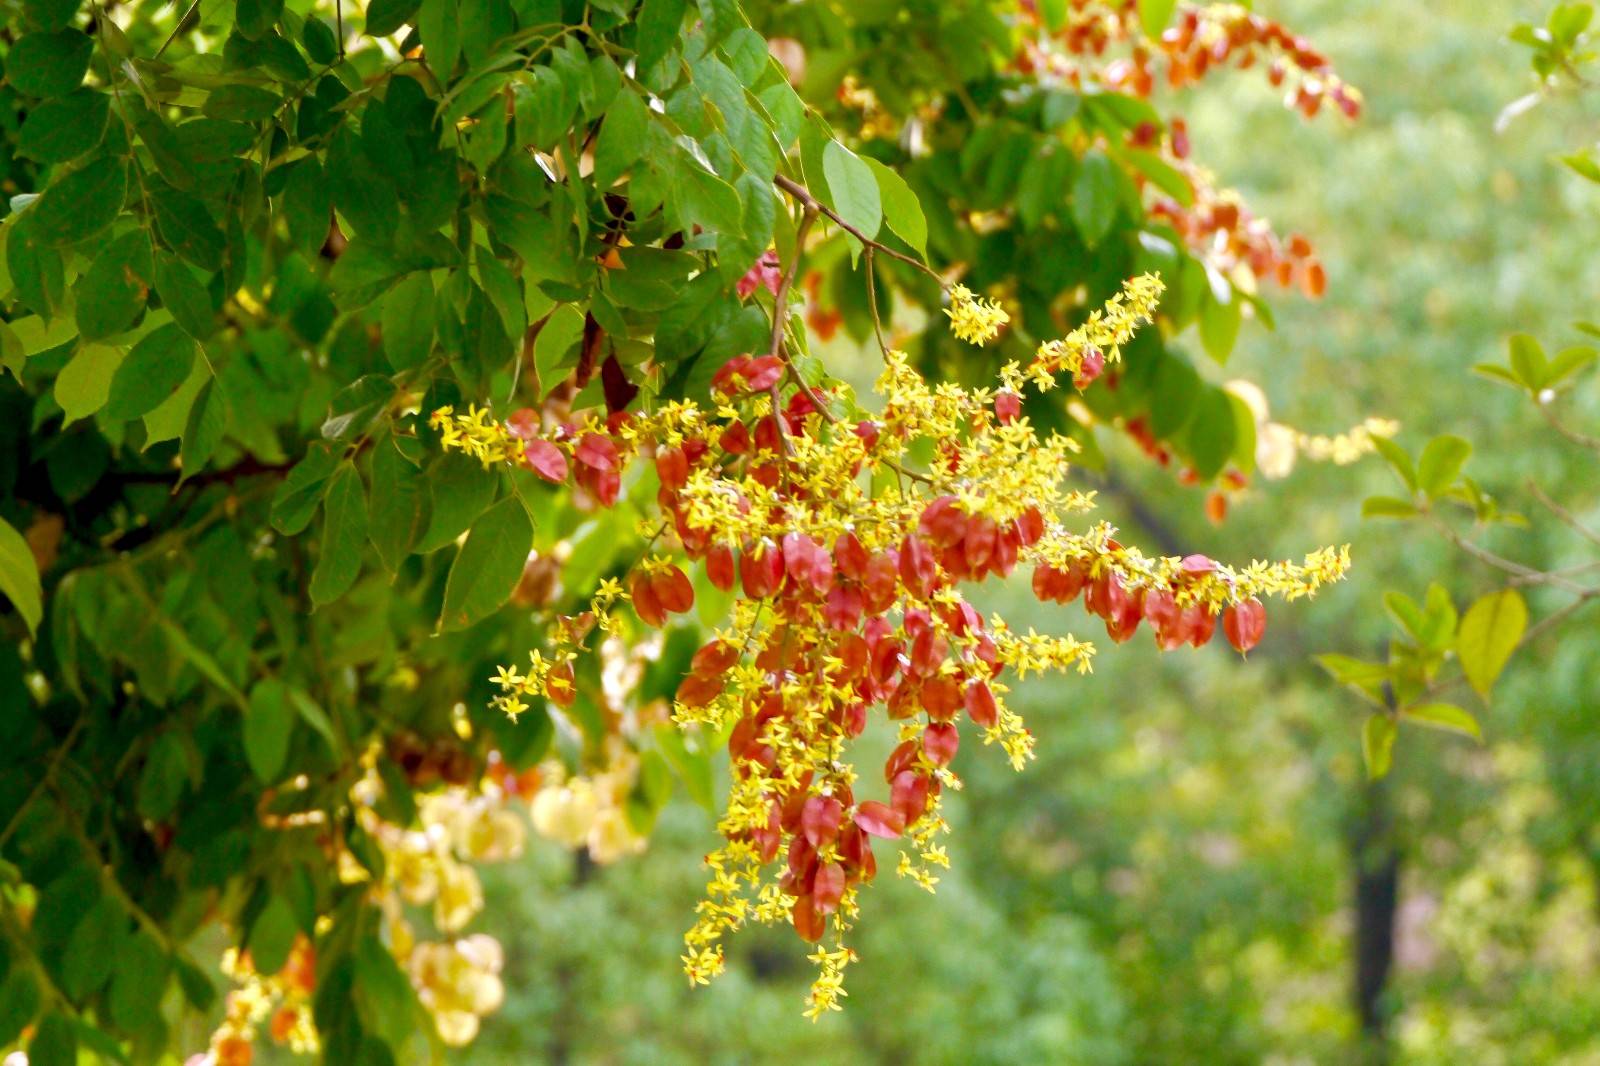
(203, 937, 318, 1066)
(1024, 1, 1362, 121)
(527, 738, 650, 865)
(945, 283, 1013, 346)
(433, 273, 1348, 1016)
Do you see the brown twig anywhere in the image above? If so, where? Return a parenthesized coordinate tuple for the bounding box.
(1538, 402, 1600, 451)
(773, 174, 942, 283)
(1527, 479, 1600, 549)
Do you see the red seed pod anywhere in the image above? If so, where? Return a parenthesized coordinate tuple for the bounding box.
(964, 515, 998, 573)
(742, 354, 784, 392)
(899, 533, 939, 597)
(655, 445, 688, 491)
(1105, 594, 1143, 643)
(920, 675, 962, 722)
(890, 770, 931, 824)
(964, 679, 998, 728)
(918, 496, 968, 549)
(995, 390, 1023, 423)
(884, 739, 919, 782)
(862, 552, 899, 613)
(1014, 506, 1045, 547)
(631, 570, 665, 627)
(719, 420, 751, 455)
(544, 662, 576, 708)
(833, 530, 869, 579)
(523, 440, 569, 483)
(909, 628, 948, 677)
(824, 584, 864, 631)
(813, 861, 846, 914)
(923, 722, 959, 767)
(791, 894, 825, 943)
(652, 566, 694, 614)
(1222, 597, 1267, 653)
(705, 543, 736, 591)
(740, 540, 784, 598)
(711, 355, 752, 394)
(854, 800, 905, 839)
(676, 671, 723, 709)
(1074, 347, 1105, 389)
(1184, 604, 1217, 648)
(574, 432, 618, 472)
(801, 795, 844, 848)
(1180, 554, 1217, 577)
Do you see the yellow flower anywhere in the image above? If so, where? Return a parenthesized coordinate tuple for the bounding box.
(944, 283, 1011, 345)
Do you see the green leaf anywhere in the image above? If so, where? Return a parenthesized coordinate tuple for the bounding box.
(271, 446, 341, 534)
(245, 678, 296, 783)
(1184, 388, 1236, 480)
(1456, 588, 1527, 698)
(416, 451, 498, 552)
(6, 30, 93, 98)
(16, 89, 109, 162)
(235, 0, 285, 39)
(0, 517, 43, 636)
(1508, 332, 1547, 389)
(370, 437, 430, 573)
(141, 361, 208, 447)
(1071, 149, 1121, 248)
(1547, 344, 1597, 387)
(1370, 435, 1416, 491)
(150, 183, 228, 271)
(108, 934, 169, 1033)
(26, 1012, 76, 1066)
(30, 157, 127, 246)
(822, 141, 883, 249)
(380, 272, 436, 370)
(417, 0, 461, 79)
(533, 303, 586, 398)
(1416, 434, 1471, 496)
(137, 732, 188, 821)
(75, 232, 153, 341)
(1362, 714, 1397, 779)
(1138, 0, 1179, 36)
(1362, 495, 1418, 520)
(0, 967, 42, 1047)
(863, 157, 927, 258)
(180, 378, 230, 477)
(1199, 283, 1242, 363)
(62, 897, 124, 998)
(303, 16, 339, 62)
(321, 374, 396, 440)
(354, 934, 418, 1049)
(439, 496, 532, 631)
(1400, 702, 1483, 740)
(310, 463, 369, 607)
(105, 323, 199, 422)
(1549, 2, 1593, 45)
(635, 0, 688, 73)
(154, 251, 218, 340)
(249, 894, 299, 976)
(24, 0, 81, 32)
(54, 343, 125, 425)
(365, 0, 420, 35)
(594, 87, 648, 189)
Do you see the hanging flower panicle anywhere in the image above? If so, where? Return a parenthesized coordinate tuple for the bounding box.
(432, 272, 1349, 1017)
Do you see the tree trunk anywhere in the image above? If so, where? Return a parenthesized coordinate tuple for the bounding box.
(1351, 773, 1399, 1061)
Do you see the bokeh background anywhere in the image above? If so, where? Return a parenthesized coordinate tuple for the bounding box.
(458, 2, 1600, 1061)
